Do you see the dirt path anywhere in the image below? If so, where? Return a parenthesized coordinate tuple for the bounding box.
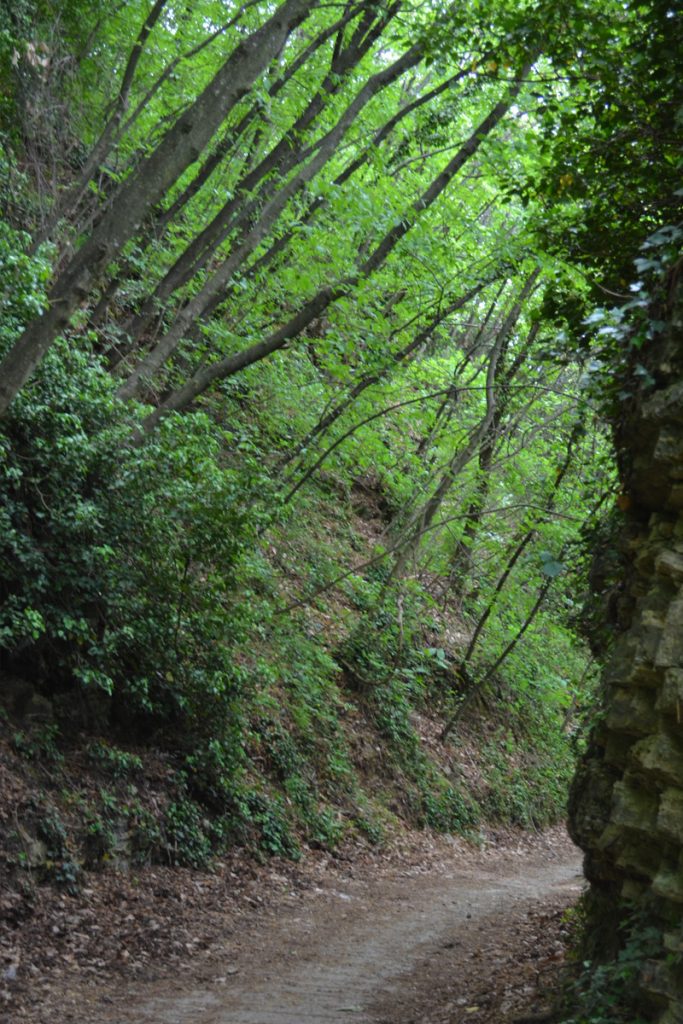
(79, 832, 582, 1024)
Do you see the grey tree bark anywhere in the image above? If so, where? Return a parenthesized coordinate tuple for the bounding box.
(0, 0, 316, 416)
(134, 66, 533, 431)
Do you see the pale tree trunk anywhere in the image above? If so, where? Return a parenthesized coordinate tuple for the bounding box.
(0, 0, 315, 416)
(89, 6, 363, 331)
(117, 39, 425, 397)
(134, 65, 533, 431)
(152, 5, 362, 238)
(121, 2, 399, 346)
(114, 43, 490, 371)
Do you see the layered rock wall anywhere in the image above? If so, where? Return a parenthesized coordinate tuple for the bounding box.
(569, 271, 683, 1022)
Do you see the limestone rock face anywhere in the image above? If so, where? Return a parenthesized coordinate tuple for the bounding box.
(569, 273, 683, 1022)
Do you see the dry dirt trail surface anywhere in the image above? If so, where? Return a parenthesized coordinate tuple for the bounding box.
(85, 830, 582, 1024)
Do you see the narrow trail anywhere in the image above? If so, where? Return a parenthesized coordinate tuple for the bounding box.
(93, 834, 582, 1024)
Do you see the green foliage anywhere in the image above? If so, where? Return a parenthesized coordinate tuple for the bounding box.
(82, 805, 117, 867)
(369, 671, 481, 835)
(352, 811, 385, 846)
(86, 740, 143, 779)
(0, 338, 260, 719)
(12, 721, 61, 762)
(128, 801, 163, 866)
(0, 221, 51, 348)
(421, 778, 481, 834)
(240, 791, 300, 860)
(479, 727, 572, 828)
(574, 225, 683, 416)
(37, 810, 82, 893)
(163, 798, 212, 868)
(561, 906, 667, 1024)
(69, 785, 164, 869)
(0, 0, 655, 886)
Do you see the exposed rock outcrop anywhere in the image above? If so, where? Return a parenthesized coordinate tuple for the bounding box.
(569, 265, 683, 1021)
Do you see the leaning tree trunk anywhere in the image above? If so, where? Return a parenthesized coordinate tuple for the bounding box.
(0, 0, 315, 416)
(568, 262, 683, 1022)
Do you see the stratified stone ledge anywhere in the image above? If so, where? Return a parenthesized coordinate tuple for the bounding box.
(657, 788, 683, 844)
(630, 733, 683, 787)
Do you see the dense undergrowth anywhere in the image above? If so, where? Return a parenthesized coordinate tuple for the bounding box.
(0, 0, 617, 890)
(2, 4, 682, 1023)
(0, 239, 587, 879)
(552, 888, 668, 1024)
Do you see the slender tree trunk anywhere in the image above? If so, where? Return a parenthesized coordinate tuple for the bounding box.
(92, 5, 464, 332)
(415, 280, 508, 460)
(153, 5, 362, 236)
(440, 571, 555, 741)
(89, 7, 363, 331)
(122, 3, 399, 346)
(389, 268, 540, 581)
(389, 323, 509, 581)
(133, 65, 533, 431)
(437, 418, 584, 740)
(447, 313, 541, 595)
(122, 46, 491, 358)
(117, 40, 425, 398)
(0, 0, 316, 416)
(279, 386, 454, 506)
(461, 417, 582, 664)
(31, 0, 170, 250)
(279, 280, 490, 471)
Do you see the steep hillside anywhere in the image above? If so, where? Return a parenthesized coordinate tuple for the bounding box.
(1, 460, 581, 872)
(1, 1, 679, 1020)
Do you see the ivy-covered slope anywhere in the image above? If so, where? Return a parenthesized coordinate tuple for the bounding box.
(1, 331, 586, 877)
(0, 251, 592, 882)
